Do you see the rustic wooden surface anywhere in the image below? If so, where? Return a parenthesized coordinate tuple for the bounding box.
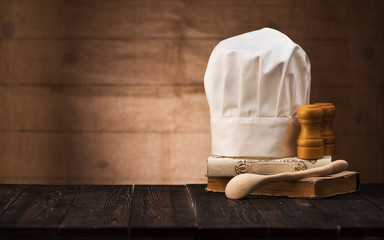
(188, 184, 267, 239)
(0, 184, 383, 239)
(0, 0, 383, 184)
(130, 185, 198, 238)
(250, 197, 336, 238)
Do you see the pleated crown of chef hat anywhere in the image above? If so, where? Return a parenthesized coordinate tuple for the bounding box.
(204, 28, 311, 158)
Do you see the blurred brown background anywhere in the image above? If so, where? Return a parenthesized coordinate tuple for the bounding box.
(0, 0, 383, 184)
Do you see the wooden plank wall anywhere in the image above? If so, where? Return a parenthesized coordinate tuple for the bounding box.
(0, 0, 383, 184)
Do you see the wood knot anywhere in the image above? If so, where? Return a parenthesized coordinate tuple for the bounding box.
(2, 22, 15, 38)
(63, 53, 78, 64)
(98, 161, 109, 169)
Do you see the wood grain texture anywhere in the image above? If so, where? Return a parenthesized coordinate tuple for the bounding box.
(0, 86, 209, 132)
(0, 184, 384, 239)
(0, 185, 80, 239)
(0, 185, 27, 217)
(0, 132, 209, 184)
(0, 185, 79, 227)
(0, 86, 381, 183)
(0, 186, 79, 227)
(0, 0, 383, 39)
(0, 39, 214, 85)
(249, 197, 337, 238)
(0, 0, 383, 184)
(359, 184, 384, 211)
(0, 40, 381, 86)
(187, 184, 267, 239)
(310, 193, 384, 238)
(335, 133, 383, 183)
(59, 185, 132, 238)
(306, 40, 384, 87)
(130, 185, 197, 238)
(0, 86, 380, 133)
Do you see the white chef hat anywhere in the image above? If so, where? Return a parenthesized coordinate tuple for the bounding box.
(204, 28, 311, 158)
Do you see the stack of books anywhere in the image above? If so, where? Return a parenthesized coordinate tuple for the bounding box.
(206, 156, 359, 198)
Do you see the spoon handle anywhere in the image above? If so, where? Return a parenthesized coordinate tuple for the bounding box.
(268, 159, 348, 183)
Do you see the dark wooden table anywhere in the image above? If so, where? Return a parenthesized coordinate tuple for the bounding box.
(0, 184, 383, 239)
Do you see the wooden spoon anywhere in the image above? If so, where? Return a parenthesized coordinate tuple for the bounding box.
(225, 160, 348, 199)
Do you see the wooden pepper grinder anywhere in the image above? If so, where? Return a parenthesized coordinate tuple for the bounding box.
(297, 104, 324, 159)
(314, 103, 336, 156)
